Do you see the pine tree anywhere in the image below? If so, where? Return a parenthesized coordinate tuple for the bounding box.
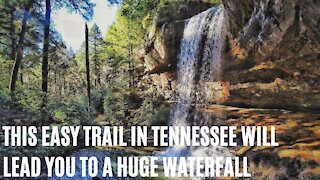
(90, 23, 103, 87)
(85, 23, 91, 106)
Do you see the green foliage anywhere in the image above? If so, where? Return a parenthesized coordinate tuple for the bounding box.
(91, 89, 105, 114)
(15, 89, 43, 113)
(138, 97, 154, 122)
(149, 104, 171, 126)
(0, 57, 12, 93)
(64, 97, 95, 125)
(104, 85, 126, 122)
(0, 92, 11, 106)
(208, 0, 221, 5)
(54, 109, 67, 122)
(136, 96, 171, 126)
(101, 0, 159, 74)
(124, 90, 142, 109)
(56, 0, 95, 21)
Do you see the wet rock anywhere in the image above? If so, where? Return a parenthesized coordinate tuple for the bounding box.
(150, 72, 176, 100)
(142, 1, 213, 74)
(206, 82, 230, 102)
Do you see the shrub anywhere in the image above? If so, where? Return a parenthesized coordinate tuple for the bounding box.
(64, 97, 95, 126)
(136, 94, 171, 126)
(104, 85, 125, 122)
(139, 97, 155, 122)
(54, 109, 67, 123)
(149, 104, 171, 126)
(91, 89, 105, 114)
(0, 92, 11, 107)
(124, 90, 142, 109)
(208, 0, 221, 5)
(15, 89, 43, 113)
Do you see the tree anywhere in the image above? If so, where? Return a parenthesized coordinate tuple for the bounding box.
(9, 7, 16, 61)
(49, 32, 68, 98)
(41, 0, 51, 108)
(0, 0, 18, 60)
(85, 23, 91, 106)
(101, 0, 155, 90)
(40, 0, 95, 107)
(10, 0, 35, 92)
(89, 23, 103, 87)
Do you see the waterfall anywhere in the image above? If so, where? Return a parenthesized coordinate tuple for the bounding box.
(176, 6, 225, 104)
(165, 6, 233, 159)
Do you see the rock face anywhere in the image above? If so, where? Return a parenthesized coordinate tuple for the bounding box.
(141, 0, 320, 110)
(220, 0, 320, 111)
(143, 20, 185, 74)
(142, 1, 212, 74)
(140, 1, 213, 99)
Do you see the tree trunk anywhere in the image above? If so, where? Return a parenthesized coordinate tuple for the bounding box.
(10, 8, 16, 61)
(20, 64, 24, 85)
(85, 23, 91, 106)
(94, 41, 98, 87)
(10, 1, 33, 92)
(128, 46, 134, 88)
(41, 0, 51, 108)
(42, 0, 51, 94)
(54, 70, 57, 94)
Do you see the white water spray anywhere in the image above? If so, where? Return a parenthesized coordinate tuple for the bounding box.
(167, 6, 233, 160)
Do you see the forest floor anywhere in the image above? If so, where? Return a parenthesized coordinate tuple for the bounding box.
(0, 107, 33, 126)
(0, 106, 35, 177)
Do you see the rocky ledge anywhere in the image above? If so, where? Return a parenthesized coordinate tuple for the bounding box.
(221, 0, 320, 111)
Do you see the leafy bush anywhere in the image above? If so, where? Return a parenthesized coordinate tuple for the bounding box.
(208, 0, 221, 5)
(104, 85, 126, 122)
(64, 97, 95, 126)
(15, 89, 43, 113)
(138, 97, 155, 122)
(149, 104, 171, 126)
(54, 109, 67, 123)
(135, 94, 171, 126)
(124, 90, 142, 109)
(91, 89, 105, 114)
(0, 93, 10, 108)
(0, 56, 13, 93)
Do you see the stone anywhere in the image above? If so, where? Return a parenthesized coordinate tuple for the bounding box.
(143, 20, 185, 73)
(221, 0, 320, 111)
(206, 82, 230, 102)
(142, 0, 213, 74)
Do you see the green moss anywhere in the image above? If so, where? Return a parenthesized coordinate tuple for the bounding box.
(208, 0, 221, 5)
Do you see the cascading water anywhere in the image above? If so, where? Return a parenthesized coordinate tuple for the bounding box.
(165, 6, 233, 159)
(176, 6, 224, 104)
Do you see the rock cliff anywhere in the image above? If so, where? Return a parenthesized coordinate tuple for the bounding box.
(140, 0, 320, 111)
(221, 0, 320, 111)
(140, 1, 213, 99)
